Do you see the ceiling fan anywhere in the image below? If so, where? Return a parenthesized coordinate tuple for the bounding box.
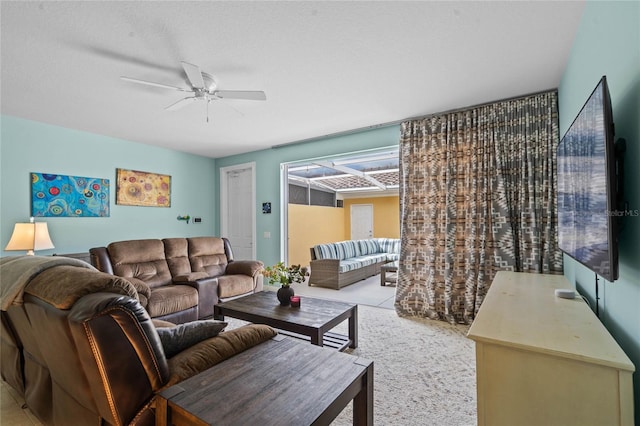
(121, 61, 266, 121)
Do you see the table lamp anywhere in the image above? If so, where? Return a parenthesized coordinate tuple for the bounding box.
(4, 218, 55, 255)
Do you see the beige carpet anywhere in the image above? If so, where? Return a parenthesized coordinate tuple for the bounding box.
(228, 304, 477, 426)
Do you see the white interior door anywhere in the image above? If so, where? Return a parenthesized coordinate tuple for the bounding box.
(350, 204, 373, 240)
(220, 163, 256, 260)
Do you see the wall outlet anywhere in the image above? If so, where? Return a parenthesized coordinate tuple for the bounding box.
(264, 231, 271, 238)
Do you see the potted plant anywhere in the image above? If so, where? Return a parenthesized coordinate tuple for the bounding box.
(262, 262, 306, 306)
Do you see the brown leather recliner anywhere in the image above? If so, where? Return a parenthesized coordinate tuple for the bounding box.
(89, 237, 263, 324)
(0, 256, 276, 425)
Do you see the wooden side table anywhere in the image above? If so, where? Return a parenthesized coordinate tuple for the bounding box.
(156, 335, 373, 426)
(380, 261, 398, 286)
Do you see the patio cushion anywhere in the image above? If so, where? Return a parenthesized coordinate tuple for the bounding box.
(339, 258, 365, 273)
(334, 241, 358, 260)
(314, 243, 338, 260)
(377, 238, 400, 254)
(357, 239, 379, 255)
(310, 238, 400, 289)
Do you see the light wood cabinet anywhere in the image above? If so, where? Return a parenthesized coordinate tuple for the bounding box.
(468, 271, 635, 426)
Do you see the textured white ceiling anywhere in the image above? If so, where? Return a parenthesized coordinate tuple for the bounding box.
(1, 1, 584, 158)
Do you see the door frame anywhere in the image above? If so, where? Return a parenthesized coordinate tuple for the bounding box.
(220, 162, 257, 259)
(280, 146, 398, 265)
(280, 163, 289, 264)
(350, 203, 374, 240)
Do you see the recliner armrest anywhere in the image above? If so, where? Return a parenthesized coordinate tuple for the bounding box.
(89, 247, 113, 275)
(124, 277, 152, 301)
(68, 292, 169, 425)
(225, 260, 264, 277)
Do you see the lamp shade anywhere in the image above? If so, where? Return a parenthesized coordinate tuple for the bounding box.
(5, 221, 55, 255)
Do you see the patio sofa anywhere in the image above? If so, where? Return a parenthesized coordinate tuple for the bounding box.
(89, 237, 263, 324)
(0, 255, 276, 425)
(309, 238, 400, 289)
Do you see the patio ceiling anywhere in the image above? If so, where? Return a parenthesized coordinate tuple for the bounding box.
(287, 149, 399, 197)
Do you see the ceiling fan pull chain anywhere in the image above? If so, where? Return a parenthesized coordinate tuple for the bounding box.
(207, 99, 210, 123)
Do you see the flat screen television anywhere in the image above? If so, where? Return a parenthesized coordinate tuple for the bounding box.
(557, 76, 623, 282)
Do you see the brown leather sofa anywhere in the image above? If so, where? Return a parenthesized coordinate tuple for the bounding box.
(89, 237, 263, 324)
(0, 256, 276, 425)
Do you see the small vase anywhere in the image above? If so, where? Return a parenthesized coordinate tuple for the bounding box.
(277, 285, 294, 306)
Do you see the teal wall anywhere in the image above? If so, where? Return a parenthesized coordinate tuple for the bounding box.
(558, 1, 640, 422)
(214, 125, 401, 266)
(0, 116, 217, 256)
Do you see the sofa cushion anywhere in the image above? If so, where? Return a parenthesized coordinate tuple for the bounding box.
(334, 241, 358, 260)
(162, 324, 277, 389)
(357, 254, 387, 265)
(338, 258, 364, 273)
(357, 239, 380, 255)
(145, 285, 198, 318)
(217, 275, 254, 299)
(188, 237, 228, 277)
(377, 238, 400, 254)
(108, 240, 173, 288)
(313, 243, 338, 260)
(115, 276, 151, 301)
(163, 238, 192, 277)
(156, 320, 228, 358)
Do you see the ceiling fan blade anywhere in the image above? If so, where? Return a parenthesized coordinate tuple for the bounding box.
(120, 76, 191, 92)
(181, 61, 205, 89)
(165, 96, 199, 111)
(214, 90, 267, 101)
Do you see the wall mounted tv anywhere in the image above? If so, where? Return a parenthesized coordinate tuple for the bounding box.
(557, 76, 625, 282)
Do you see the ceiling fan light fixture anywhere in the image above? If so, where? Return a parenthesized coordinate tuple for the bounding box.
(201, 72, 218, 92)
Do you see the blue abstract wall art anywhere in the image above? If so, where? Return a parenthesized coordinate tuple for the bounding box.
(31, 172, 110, 217)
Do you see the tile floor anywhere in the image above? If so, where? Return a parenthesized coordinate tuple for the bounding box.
(290, 273, 396, 309)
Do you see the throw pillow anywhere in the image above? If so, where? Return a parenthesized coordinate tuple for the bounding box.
(156, 320, 228, 358)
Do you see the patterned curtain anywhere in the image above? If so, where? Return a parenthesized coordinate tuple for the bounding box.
(395, 91, 563, 324)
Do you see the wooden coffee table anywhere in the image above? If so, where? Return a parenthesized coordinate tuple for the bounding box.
(156, 336, 373, 425)
(214, 291, 357, 351)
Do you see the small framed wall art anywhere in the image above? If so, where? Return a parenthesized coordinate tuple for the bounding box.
(31, 172, 110, 217)
(116, 168, 171, 207)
